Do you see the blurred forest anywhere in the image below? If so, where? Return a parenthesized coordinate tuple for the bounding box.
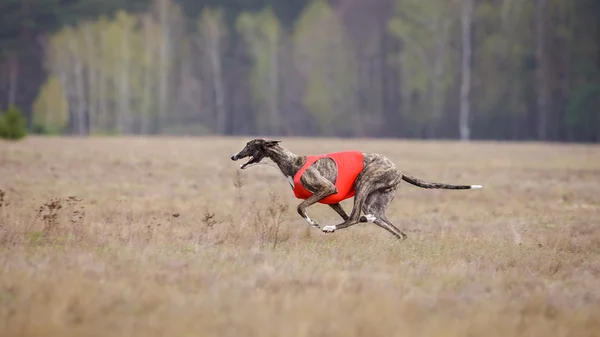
(0, 0, 599, 141)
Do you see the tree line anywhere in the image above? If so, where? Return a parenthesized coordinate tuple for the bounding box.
(1, 0, 599, 142)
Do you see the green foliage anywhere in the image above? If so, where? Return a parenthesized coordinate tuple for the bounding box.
(293, 0, 359, 136)
(2, 0, 599, 141)
(200, 7, 227, 40)
(44, 8, 167, 134)
(236, 7, 282, 133)
(0, 0, 151, 53)
(566, 84, 600, 141)
(32, 75, 69, 134)
(0, 106, 27, 140)
(389, 0, 458, 131)
(471, 0, 533, 133)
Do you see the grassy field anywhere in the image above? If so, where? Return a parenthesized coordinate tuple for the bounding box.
(1, 136, 599, 337)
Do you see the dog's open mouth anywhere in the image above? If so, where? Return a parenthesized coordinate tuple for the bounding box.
(240, 156, 260, 169)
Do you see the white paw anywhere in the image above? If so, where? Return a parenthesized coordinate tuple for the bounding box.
(322, 225, 336, 233)
(364, 214, 377, 222)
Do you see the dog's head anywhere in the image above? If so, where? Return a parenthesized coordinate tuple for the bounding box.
(230, 138, 281, 169)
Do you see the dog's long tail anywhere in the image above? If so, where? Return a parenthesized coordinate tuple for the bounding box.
(401, 174, 482, 190)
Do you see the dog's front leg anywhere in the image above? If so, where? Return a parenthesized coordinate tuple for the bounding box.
(296, 169, 337, 229)
(297, 191, 334, 228)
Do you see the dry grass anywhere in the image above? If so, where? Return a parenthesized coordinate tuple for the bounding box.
(1, 136, 600, 337)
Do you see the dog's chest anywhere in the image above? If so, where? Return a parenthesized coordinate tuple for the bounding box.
(286, 175, 294, 189)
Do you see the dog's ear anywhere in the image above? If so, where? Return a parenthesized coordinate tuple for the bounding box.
(265, 140, 281, 147)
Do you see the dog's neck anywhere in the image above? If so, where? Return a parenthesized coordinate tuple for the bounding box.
(267, 146, 305, 178)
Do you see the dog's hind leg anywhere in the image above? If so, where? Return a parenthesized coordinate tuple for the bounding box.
(362, 187, 407, 240)
(322, 185, 370, 233)
(329, 203, 369, 223)
(323, 155, 404, 235)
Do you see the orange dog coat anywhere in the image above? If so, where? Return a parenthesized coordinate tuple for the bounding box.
(292, 151, 364, 204)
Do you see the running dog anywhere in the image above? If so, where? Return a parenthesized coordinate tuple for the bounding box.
(230, 138, 482, 239)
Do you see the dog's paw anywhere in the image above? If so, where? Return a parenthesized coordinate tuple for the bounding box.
(322, 225, 336, 233)
(364, 214, 377, 222)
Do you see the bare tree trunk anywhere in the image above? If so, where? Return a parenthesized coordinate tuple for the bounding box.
(400, 50, 414, 137)
(500, 0, 518, 140)
(74, 61, 87, 135)
(141, 16, 154, 135)
(98, 73, 107, 132)
(157, 0, 170, 133)
(383, 34, 401, 137)
(459, 0, 473, 141)
(59, 52, 76, 134)
(534, 0, 548, 140)
(57, 69, 71, 128)
(71, 41, 87, 136)
(83, 26, 97, 134)
(53, 42, 73, 133)
(97, 29, 109, 133)
(0, 59, 4, 109)
(372, 26, 385, 136)
(206, 19, 226, 135)
(268, 36, 280, 134)
(65, 33, 87, 135)
(558, 2, 571, 141)
(7, 53, 18, 107)
(279, 34, 302, 135)
(430, 36, 446, 138)
(119, 24, 131, 134)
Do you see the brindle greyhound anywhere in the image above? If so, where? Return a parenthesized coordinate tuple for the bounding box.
(230, 138, 482, 239)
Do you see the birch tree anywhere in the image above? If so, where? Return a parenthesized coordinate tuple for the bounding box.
(534, 0, 548, 140)
(293, 0, 359, 136)
(335, 0, 392, 135)
(471, 0, 532, 139)
(46, 27, 83, 135)
(69, 32, 88, 135)
(80, 22, 99, 134)
(32, 75, 68, 134)
(198, 7, 228, 134)
(389, 0, 457, 138)
(459, 0, 473, 141)
(236, 8, 282, 134)
(6, 52, 18, 108)
(115, 11, 137, 134)
(140, 14, 161, 134)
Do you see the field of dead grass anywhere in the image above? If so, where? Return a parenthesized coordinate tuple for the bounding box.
(1, 136, 599, 337)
